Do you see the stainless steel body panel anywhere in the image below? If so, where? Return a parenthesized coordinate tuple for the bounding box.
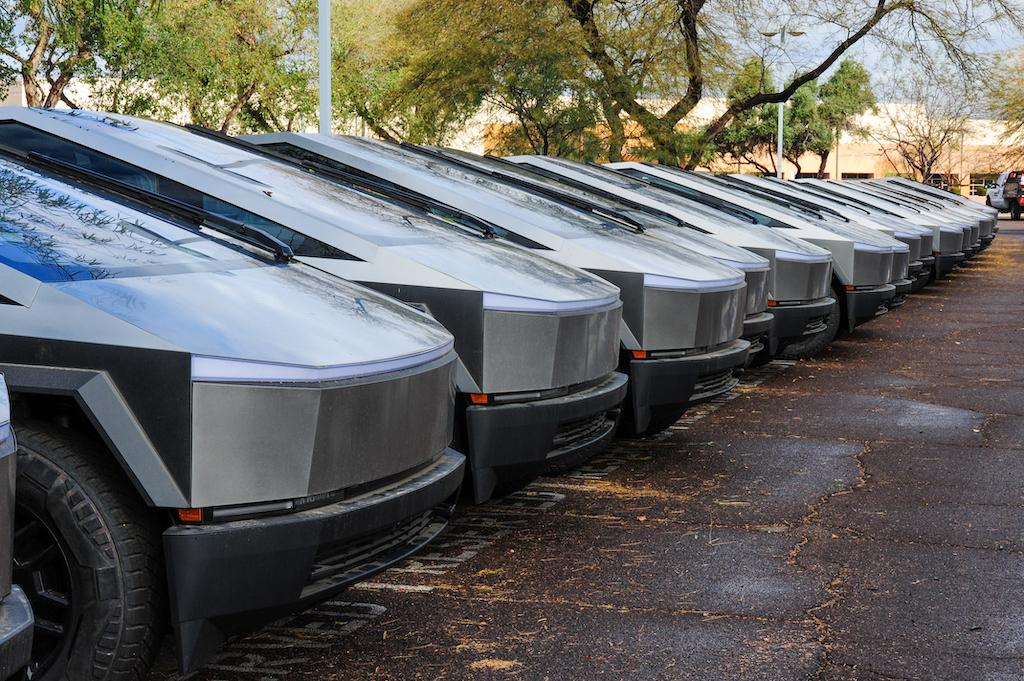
(642, 285, 745, 351)
(242, 133, 749, 355)
(482, 303, 620, 392)
(191, 354, 456, 507)
(607, 165, 893, 288)
(773, 258, 832, 302)
(743, 269, 769, 319)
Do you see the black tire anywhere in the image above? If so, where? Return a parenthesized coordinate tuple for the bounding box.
(1012, 205, 1021, 220)
(13, 421, 165, 681)
(985, 196, 991, 207)
(779, 296, 841, 360)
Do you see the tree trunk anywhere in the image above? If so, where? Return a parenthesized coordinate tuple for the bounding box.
(816, 151, 830, 179)
(220, 82, 259, 133)
(601, 99, 625, 162)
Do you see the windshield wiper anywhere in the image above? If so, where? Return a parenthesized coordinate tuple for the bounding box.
(184, 124, 505, 239)
(405, 144, 668, 234)
(0, 141, 294, 261)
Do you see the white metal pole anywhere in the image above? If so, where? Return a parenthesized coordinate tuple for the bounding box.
(777, 100, 784, 179)
(318, 0, 331, 134)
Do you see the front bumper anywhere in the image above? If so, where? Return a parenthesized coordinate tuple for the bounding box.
(463, 372, 628, 501)
(842, 284, 896, 330)
(0, 587, 32, 680)
(770, 297, 836, 347)
(888, 278, 913, 309)
(622, 339, 749, 434)
(741, 311, 774, 357)
(164, 449, 466, 673)
(934, 252, 961, 279)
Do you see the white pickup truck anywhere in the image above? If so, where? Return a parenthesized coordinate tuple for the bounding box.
(986, 171, 1024, 217)
(986, 172, 1010, 212)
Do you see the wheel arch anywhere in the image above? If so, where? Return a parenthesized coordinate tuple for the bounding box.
(3, 364, 188, 508)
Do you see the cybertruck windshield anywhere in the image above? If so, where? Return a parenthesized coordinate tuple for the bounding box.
(0, 157, 455, 374)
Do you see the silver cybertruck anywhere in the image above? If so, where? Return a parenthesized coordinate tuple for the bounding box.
(0, 108, 627, 499)
(0, 146, 466, 678)
(465, 153, 835, 361)
(606, 163, 903, 353)
(715, 174, 935, 292)
(849, 179, 989, 256)
(794, 178, 968, 279)
(242, 133, 752, 438)
(690, 172, 920, 306)
(876, 176, 997, 249)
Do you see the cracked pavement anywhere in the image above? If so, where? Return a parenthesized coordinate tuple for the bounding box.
(150, 218, 1024, 681)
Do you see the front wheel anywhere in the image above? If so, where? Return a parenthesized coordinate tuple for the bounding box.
(13, 422, 165, 681)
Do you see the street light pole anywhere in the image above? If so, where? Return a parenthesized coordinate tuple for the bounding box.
(777, 97, 784, 179)
(318, 0, 331, 134)
(761, 28, 804, 180)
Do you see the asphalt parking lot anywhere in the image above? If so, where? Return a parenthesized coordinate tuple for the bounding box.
(151, 216, 1024, 681)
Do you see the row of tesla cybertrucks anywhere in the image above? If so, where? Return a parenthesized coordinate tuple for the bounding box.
(0, 106, 995, 680)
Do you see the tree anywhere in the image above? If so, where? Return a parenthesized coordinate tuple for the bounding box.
(413, 0, 1019, 167)
(0, 0, 151, 107)
(712, 57, 778, 174)
(331, 0, 492, 144)
(872, 67, 974, 182)
(95, 0, 318, 133)
(813, 59, 876, 177)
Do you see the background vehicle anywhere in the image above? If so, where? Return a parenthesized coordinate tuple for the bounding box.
(793, 178, 967, 280)
(997, 171, 1024, 218)
(986, 172, 1010, 212)
(0, 146, 464, 679)
(475, 154, 836, 361)
(247, 133, 751, 438)
(606, 163, 899, 356)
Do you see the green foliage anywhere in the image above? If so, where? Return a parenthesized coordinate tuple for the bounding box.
(819, 60, 875, 136)
(0, 0, 152, 107)
(92, 0, 317, 133)
(712, 58, 778, 174)
(711, 58, 874, 177)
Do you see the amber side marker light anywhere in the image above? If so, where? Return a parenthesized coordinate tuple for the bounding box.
(631, 350, 648, 359)
(845, 285, 855, 291)
(177, 508, 203, 522)
(766, 300, 778, 307)
(469, 393, 489, 404)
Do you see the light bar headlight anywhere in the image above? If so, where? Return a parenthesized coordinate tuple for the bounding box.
(192, 340, 455, 382)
